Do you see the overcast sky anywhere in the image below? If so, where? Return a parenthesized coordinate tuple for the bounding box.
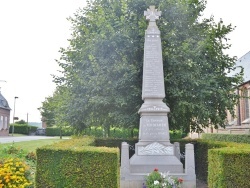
(0, 0, 249, 123)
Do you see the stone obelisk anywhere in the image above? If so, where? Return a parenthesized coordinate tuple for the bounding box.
(129, 5, 183, 174)
(121, 7, 196, 187)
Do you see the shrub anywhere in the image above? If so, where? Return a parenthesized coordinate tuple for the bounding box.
(208, 148, 250, 188)
(0, 158, 32, 188)
(45, 126, 74, 136)
(35, 137, 119, 188)
(2, 144, 26, 159)
(25, 152, 36, 162)
(9, 124, 37, 135)
(202, 133, 250, 144)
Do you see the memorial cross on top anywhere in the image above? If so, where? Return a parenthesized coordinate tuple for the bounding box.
(144, 5, 161, 22)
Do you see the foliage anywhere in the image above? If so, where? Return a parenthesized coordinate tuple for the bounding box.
(145, 168, 183, 188)
(202, 133, 250, 144)
(0, 139, 68, 187)
(2, 144, 26, 159)
(0, 158, 32, 188)
(37, 0, 244, 133)
(15, 120, 26, 124)
(208, 148, 250, 188)
(38, 95, 56, 127)
(9, 124, 37, 135)
(35, 137, 119, 188)
(194, 139, 250, 183)
(83, 126, 184, 139)
(25, 152, 36, 163)
(45, 126, 74, 136)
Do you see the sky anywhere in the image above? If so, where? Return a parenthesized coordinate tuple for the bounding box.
(0, 0, 250, 123)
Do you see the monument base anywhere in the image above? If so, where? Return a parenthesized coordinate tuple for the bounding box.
(120, 173, 196, 188)
(130, 155, 183, 173)
(121, 142, 196, 188)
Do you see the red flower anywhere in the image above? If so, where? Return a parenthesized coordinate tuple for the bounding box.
(178, 178, 184, 183)
(154, 168, 158, 172)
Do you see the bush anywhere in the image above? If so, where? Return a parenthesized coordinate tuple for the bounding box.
(35, 137, 120, 188)
(83, 126, 139, 138)
(45, 126, 74, 136)
(202, 133, 250, 144)
(208, 148, 250, 188)
(83, 126, 184, 139)
(193, 139, 227, 182)
(9, 124, 37, 135)
(2, 144, 26, 159)
(193, 139, 250, 184)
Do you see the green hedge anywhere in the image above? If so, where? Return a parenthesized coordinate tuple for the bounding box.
(202, 133, 250, 144)
(45, 126, 74, 136)
(83, 126, 184, 139)
(172, 138, 250, 184)
(36, 137, 120, 188)
(194, 140, 227, 182)
(83, 127, 139, 138)
(9, 124, 37, 135)
(208, 148, 250, 188)
(193, 139, 250, 185)
(45, 126, 184, 139)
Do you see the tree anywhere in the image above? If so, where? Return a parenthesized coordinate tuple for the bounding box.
(49, 0, 242, 133)
(15, 120, 26, 124)
(38, 96, 56, 127)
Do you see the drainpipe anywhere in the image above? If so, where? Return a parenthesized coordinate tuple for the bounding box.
(237, 88, 241, 126)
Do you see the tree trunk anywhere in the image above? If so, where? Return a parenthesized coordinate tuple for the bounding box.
(131, 128, 134, 138)
(60, 127, 62, 139)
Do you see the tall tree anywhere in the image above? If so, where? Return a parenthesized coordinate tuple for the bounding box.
(50, 0, 242, 133)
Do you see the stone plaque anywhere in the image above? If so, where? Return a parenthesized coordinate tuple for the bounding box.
(138, 142, 174, 155)
(139, 115, 169, 141)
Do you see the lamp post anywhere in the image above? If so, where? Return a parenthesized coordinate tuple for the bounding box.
(12, 96, 18, 136)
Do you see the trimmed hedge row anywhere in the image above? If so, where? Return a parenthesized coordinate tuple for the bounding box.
(202, 133, 250, 144)
(208, 148, 250, 188)
(45, 126, 184, 139)
(9, 124, 37, 135)
(35, 137, 120, 188)
(194, 139, 227, 182)
(192, 139, 250, 186)
(36, 135, 250, 187)
(45, 126, 74, 136)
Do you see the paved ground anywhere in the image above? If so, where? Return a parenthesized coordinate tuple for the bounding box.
(0, 136, 56, 144)
(197, 179, 208, 188)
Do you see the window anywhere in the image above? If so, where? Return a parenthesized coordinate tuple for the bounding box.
(243, 89, 249, 119)
(4, 116, 8, 129)
(0, 116, 3, 129)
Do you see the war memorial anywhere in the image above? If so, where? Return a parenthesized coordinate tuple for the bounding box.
(120, 6, 196, 188)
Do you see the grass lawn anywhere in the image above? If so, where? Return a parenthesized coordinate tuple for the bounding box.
(0, 137, 69, 153)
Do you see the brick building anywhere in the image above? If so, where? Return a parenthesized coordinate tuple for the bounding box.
(190, 51, 250, 138)
(223, 51, 250, 133)
(0, 92, 11, 136)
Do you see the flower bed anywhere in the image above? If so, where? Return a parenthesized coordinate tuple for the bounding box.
(144, 168, 183, 188)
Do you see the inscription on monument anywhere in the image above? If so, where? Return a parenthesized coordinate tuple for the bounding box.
(140, 116, 169, 141)
(142, 35, 165, 99)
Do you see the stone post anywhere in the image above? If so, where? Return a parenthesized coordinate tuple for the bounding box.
(174, 142, 180, 161)
(121, 142, 130, 180)
(185, 143, 196, 185)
